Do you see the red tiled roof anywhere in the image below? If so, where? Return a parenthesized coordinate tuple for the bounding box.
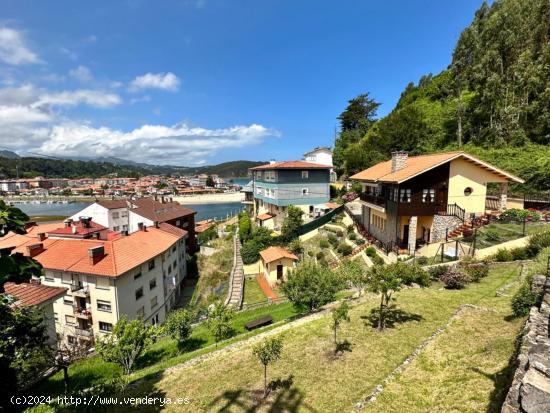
(12, 227, 184, 277)
(4, 282, 66, 306)
(350, 151, 524, 184)
(47, 220, 107, 236)
(130, 197, 196, 223)
(249, 160, 332, 170)
(256, 213, 274, 221)
(259, 246, 298, 263)
(158, 222, 188, 238)
(96, 200, 127, 209)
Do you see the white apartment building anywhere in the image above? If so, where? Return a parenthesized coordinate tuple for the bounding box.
(303, 147, 337, 182)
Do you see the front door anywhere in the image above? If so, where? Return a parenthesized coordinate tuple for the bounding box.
(276, 264, 283, 280)
(402, 224, 409, 246)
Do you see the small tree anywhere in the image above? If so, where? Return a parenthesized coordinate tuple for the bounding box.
(366, 263, 406, 331)
(253, 336, 283, 398)
(164, 309, 193, 345)
(281, 205, 303, 242)
(206, 301, 234, 347)
(331, 301, 350, 352)
(282, 261, 343, 313)
(52, 331, 89, 393)
(96, 316, 156, 374)
(206, 175, 216, 188)
(238, 213, 252, 241)
(337, 259, 367, 297)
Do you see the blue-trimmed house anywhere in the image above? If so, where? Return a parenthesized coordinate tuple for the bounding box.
(249, 160, 332, 229)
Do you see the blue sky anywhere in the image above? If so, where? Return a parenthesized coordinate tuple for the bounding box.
(0, 0, 488, 166)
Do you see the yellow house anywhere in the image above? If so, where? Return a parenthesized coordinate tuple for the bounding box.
(350, 151, 524, 253)
(259, 246, 298, 286)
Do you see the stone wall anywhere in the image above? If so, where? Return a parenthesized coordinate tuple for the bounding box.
(432, 214, 462, 242)
(502, 275, 550, 413)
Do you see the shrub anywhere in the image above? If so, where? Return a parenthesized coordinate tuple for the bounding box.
(428, 265, 448, 281)
(241, 239, 262, 264)
(356, 238, 365, 245)
(501, 208, 528, 220)
(365, 246, 376, 257)
(337, 243, 352, 256)
(526, 229, 550, 257)
(371, 254, 385, 266)
(494, 248, 513, 262)
(328, 234, 338, 245)
(399, 264, 430, 286)
(307, 250, 314, 257)
(348, 232, 357, 241)
(484, 228, 501, 242)
(440, 271, 468, 289)
(319, 239, 329, 248)
(510, 247, 529, 261)
(463, 262, 489, 282)
(511, 281, 538, 317)
(316, 251, 324, 260)
(347, 224, 355, 232)
(416, 256, 428, 265)
(288, 238, 303, 254)
(336, 230, 344, 238)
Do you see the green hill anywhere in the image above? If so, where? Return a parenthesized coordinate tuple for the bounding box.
(335, 0, 550, 193)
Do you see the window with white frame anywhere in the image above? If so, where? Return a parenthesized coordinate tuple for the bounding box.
(302, 188, 309, 196)
(399, 189, 411, 203)
(422, 189, 435, 203)
(97, 300, 112, 312)
(99, 322, 113, 332)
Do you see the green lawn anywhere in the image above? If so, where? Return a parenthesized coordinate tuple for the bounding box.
(113, 263, 525, 412)
(243, 277, 268, 305)
(462, 221, 550, 249)
(32, 301, 299, 397)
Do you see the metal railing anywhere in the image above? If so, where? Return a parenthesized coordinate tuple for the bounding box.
(437, 203, 465, 222)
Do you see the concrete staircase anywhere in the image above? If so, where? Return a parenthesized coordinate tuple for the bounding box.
(447, 222, 474, 239)
(226, 237, 244, 309)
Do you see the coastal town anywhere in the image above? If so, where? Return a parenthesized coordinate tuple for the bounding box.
(1, 0, 550, 412)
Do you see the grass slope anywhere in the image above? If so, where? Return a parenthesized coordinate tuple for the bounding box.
(113, 263, 525, 412)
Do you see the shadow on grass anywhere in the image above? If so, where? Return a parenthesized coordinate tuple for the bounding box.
(361, 306, 424, 329)
(208, 375, 318, 413)
(177, 337, 208, 353)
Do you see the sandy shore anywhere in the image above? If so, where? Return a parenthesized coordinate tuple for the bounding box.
(173, 192, 244, 205)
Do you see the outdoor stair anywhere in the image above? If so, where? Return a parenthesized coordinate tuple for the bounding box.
(226, 237, 244, 309)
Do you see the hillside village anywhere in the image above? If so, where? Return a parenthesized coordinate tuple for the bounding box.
(1, 0, 550, 412)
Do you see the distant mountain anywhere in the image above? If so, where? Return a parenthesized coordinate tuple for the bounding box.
(0, 150, 20, 159)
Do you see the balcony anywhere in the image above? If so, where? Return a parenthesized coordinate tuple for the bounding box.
(359, 192, 387, 210)
(75, 327, 93, 340)
(70, 284, 90, 298)
(73, 305, 92, 320)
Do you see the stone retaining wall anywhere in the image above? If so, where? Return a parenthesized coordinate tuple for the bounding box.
(502, 274, 550, 413)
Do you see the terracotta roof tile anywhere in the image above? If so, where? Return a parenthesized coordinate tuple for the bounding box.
(4, 282, 66, 306)
(259, 246, 298, 263)
(250, 161, 332, 170)
(256, 213, 274, 221)
(350, 151, 524, 184)
(130, 197, 196, 222)
(96, 200, 128, 209)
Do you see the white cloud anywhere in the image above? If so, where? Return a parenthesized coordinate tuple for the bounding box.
(130, 95, 151, 105)
(35, 89, 121, 108)
(0, 105, 51, 124)
(130, 72, 180, 92)
(0, 27, 39, 65)
(69, 65, 93, 82)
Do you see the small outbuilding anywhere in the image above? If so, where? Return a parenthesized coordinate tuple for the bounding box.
(259, 246, 298, 286)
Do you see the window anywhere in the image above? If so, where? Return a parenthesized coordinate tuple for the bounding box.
(464, 187, 473, 196)
(149, 278, 157, 290)
(44, 272, 55, 282)
(64, 296, 73, 306)
(150, 296, 158, 309)
(135, 287, 143, 300)
(133, 272, 142, 280)
(122, 224, 128, 231)
(62, 273, 73, 285)
(113, 226, 120, 232)
(137, 306, 145, 319)
(148, 260, 155, 271)
(399, 189, 411, 203)
(65, 315, 76, 325)
(67, 335, 76, 345)
(99, 322, 113, 332)
(96, 277, 110, 290)
(302, 171, 309, 179)
(302, 188, 309, 196)
(97, 300, 112, 312)
(172, 245, 176, 253)
(54, 312, 59, 322)
(422, 189, 435, 203)
(112, 212, 119, 219)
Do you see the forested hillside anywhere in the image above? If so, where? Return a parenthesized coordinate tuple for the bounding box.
(334, 0, 550, 192)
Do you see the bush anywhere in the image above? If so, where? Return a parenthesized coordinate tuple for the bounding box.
(328, 234, 338, 245)
(371, 254, 385, 266)
(348, 232, 357, 241)
(238, 213, 252, 241)
(511, 281, 538, 317)
(307, 250, 314, 257)
(336, 230, 344, 238)
(462, 262, 489, 282)
(440, 271, 468, 289)
(526, 229, 550, 257)
(288, 238, 303, 254)
(316, 251, 324, 260)
(365, 246, 376, 257)
(494, 248, 513, 262)
(510, 247, 529, 261)
(484, 228, 501, 242)
(241, 239, 262, 264)
(427, 265, 448, 281)
(337, 243, 352, 256)
(399, 264, 430, 286)
(416, 256, 429, 265)
(319, 239, 329, 248)
(356, 238, 365, 245)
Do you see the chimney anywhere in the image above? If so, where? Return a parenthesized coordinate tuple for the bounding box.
(37, 232, 46, 241)
(64, 218, 72, 228)
(26, 243, 44, 258)
(88, 245, 105, 265)
(154, 221, 160, 228)
(391, 151, 408, 173)
(138, 222, 146, 231)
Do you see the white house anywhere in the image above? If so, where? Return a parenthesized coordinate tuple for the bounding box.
(303, 147, 337, 182)
(70, 200, 129, 233)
